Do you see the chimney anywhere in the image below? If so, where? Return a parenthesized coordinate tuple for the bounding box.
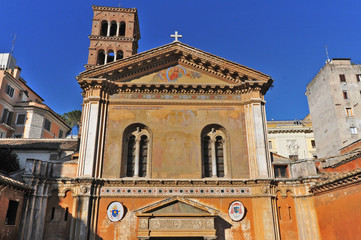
(13, 66, 21, 79)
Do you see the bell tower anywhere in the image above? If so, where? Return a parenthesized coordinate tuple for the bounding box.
(86, 5, 141, 69)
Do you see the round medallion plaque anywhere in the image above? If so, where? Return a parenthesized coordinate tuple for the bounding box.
(228, 201, 245, 221)
(107, 202, 124, 222)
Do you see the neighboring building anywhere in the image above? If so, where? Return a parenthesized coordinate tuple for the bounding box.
(0, 138, 78, 169)
(306, 58, 361, 158)
(0, 173, 32, 240)
(268, 114, 317, 160)
(19, 6, 324, 240)
(270, 152, 318, 179)
(0, 53, 70, 138)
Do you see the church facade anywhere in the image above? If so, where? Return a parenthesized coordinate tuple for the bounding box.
(20, 5, 321, 240)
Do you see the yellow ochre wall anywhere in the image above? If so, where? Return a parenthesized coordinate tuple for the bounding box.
(103, 104, 249, 179)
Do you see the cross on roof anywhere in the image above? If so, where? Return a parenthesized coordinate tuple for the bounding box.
(171, 31, 182, 42)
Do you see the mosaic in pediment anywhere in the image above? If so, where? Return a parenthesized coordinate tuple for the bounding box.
(129, 65, 228, 84)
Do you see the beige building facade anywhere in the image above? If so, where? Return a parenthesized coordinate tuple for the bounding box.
(0, 53, 70, 139)
(267, 114, 317, 160)
(306, 58, 361, 158)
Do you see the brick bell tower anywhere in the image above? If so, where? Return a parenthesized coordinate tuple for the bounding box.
(86, 5, 141, 69)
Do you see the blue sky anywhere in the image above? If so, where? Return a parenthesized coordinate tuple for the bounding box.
(0, 0, 360, 120)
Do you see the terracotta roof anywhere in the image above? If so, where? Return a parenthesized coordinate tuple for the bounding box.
(319, 149, 361, 169)
(310, 168, 361, 194)
(0, 139, 78, 151)
(0, 174, 32, 191)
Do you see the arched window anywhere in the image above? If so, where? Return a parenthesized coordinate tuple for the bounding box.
(123, 124, 150, 177)
(97, 50, 105, 65)
(116, 50, 124, 60)
(107, 50, 115, 62)
(119, 21, 126, 36)
(110, 21, 117, 36)
(201, 124, 227, 178)
(100, 20, 108, 36)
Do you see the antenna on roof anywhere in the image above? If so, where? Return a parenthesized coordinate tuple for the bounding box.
(10, 33, 16, 56)
(118, 3, 121, 7)
(325, 45, 331, 63)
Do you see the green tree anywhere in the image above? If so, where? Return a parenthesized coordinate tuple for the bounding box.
(62, 110, 82, 137)
(0, 148, 20, 173)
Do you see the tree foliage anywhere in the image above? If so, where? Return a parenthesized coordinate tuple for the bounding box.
(62, 110, 82, 136)
(0, 148, 20, 173)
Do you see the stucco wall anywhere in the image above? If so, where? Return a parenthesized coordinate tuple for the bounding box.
(103, 104, 249, 179)
(314, 184, 361, 240)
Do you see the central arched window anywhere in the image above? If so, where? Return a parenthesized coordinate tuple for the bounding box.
(110, 21, 117, 36)
(123, 124, 150, 178)
(100, 20, 108, 36)
(201, 125, 227, 178)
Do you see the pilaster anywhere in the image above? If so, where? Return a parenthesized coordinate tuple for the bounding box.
(252, 183, 279, 240)
(293, 196, 320, 240)
(244, 99, 271, 178)
(77, 79, 118, 178)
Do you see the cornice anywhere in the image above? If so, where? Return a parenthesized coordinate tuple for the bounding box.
(89, 35, 136, 42)
(78, 78, 119, 95)
(78, 76, 267, 98)
(268, 128, 313, 134)
(92, 5, 137, 13)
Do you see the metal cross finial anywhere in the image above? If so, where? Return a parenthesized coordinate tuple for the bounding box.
(171, 31, 182, 42)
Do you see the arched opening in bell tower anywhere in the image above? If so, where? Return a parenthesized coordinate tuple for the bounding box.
(97, 50, 105, 65)
(100, 20, 108, 36)
(119, 21, 126, 36)
(117, 50, 124, 60)
(110, 21, 117, 36)
(107, 50, 115, 62)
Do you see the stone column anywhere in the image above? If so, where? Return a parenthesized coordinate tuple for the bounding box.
(134, 136, 140, 177)
(116, 22, 120, 36)
(104, 51, 108, 64)
(22, 180, 50, 240)
(74, 195, 91, 240)
(210, 138, 217, 177)
(107, 21, 111, 36)
(69, 196, 79, 240)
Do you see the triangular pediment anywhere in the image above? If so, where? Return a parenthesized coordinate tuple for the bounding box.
(78, 42, 273, 91)
(135, 197, 219, 217)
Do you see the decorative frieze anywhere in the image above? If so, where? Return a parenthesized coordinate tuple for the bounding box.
(100, 186, 251, 196)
